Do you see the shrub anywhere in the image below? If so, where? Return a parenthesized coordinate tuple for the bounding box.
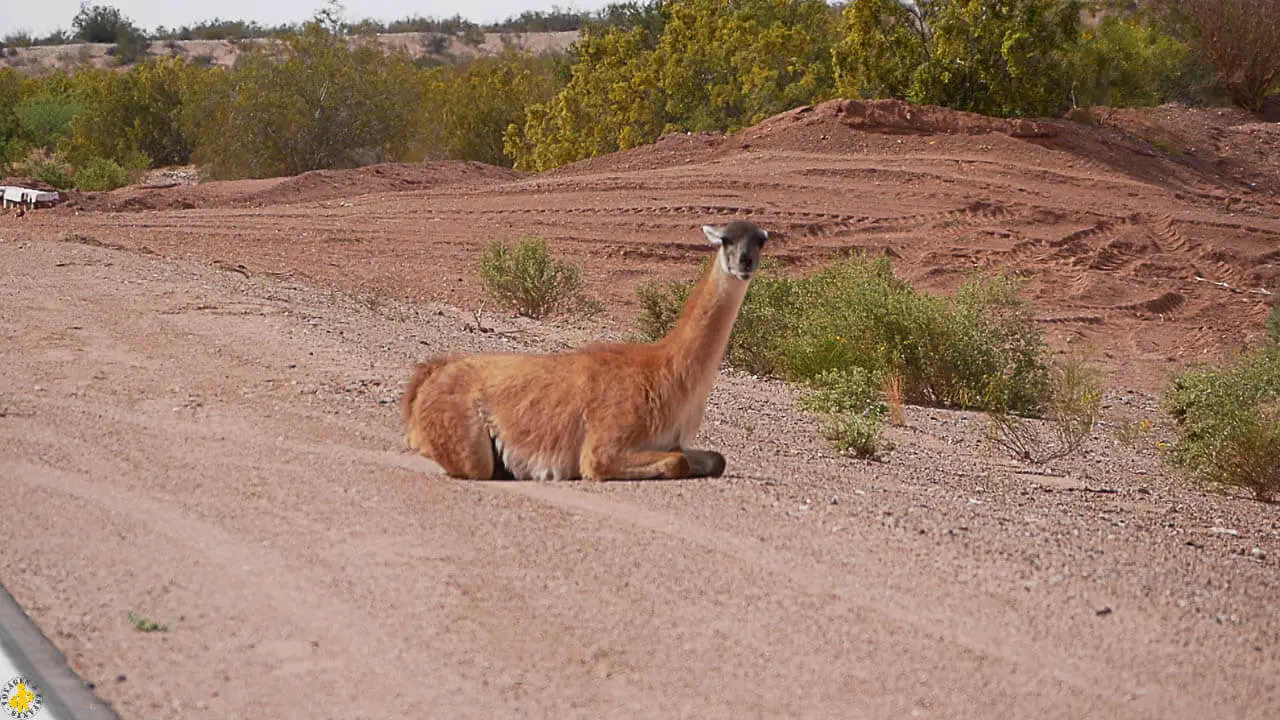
(637, 257, 799, 375)
(820, 411, 888, 458)
(636, 254, 1055, 452)
(73, 156, 129, 191)
(986, 355, 1103, 464)
(478, 237, 585, 318)
(73, 3, 135, 43)
(1067, 14, 1219, 108)
(508, 0, 837, 171)
(637, 277, 692, 342)
(0, 68, 21, 168)
(419, 50, 568, 167)
(833, 0, 1084, 118)
(3, 31, 34, 48)
(71, 3, 149, 65)
(802, 368, 890, 459)
(64, 58, 200, 168)
(13, 92, 85, 153)
(186, 21, 422, 179)
(461, 26, 486, 47)
(13, 152, 75, 189)
(1267, 300, 1280, 344)
(1153, 0, 1280, 112)
(639, 255, 1050, 413)
(111, 27, 150, 66)
(1165, 347, 1280, 501)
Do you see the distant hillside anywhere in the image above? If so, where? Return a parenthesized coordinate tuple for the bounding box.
(0, 31, 578, 74)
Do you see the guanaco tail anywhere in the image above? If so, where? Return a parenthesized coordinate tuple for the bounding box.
(401, 220, 768, 481)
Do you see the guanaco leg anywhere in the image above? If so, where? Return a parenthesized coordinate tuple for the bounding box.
(581, 447, 725, 481)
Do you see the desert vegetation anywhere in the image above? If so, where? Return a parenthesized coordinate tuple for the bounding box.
(3, 0, 1277, 188)
(1164, 304, 1280, 502)
(478, 237, 589, 319)
(636, 255, 1107, 459)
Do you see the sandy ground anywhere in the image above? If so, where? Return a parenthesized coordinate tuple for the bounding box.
(1, 101, 1279, 718)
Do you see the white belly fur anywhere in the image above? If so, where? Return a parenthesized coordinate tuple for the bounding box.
(491, 432, 580, 481)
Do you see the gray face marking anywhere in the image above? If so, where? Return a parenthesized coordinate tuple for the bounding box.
(702, 220, 769, 282)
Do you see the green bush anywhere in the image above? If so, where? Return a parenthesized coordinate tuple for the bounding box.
(1267, 301, 1280, 344)
(419, 50, 568, 167)
(73, 3, 136, 43)
(802, 368, 890, 458)
(507, 0, 837, 171)
(12, 152, 75, 189)
(64, 58, 200, 169)
(833, 0, 1084, 118)
(987, 355, 1102, 464)
(13, 92, 84, 153)
(637, 277, 693, 343)
(1165, 347, 1280, 501)
(638, 254, 1055, 452)
(73, 156, 129, 191)
(0, 68, 22, 169)
(72, 3, 149, 65)
(478, 237, 585, 318)
(1067, 14, 1218, 108)
(638, 257, 799, 376)
(186, 21, 422, 179)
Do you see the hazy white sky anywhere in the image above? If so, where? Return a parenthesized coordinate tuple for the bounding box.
(2, 1, 619, 37)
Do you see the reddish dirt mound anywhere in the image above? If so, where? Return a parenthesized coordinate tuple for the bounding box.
(1089, 104, 1280, 195)
(750, 99, 1060, 140)
(69, 160, 527, 212)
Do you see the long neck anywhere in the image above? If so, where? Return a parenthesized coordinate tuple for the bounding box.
(659, 255, 749, 383)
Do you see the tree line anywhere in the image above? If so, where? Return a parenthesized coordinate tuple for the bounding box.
(1, 0, 1275, 189)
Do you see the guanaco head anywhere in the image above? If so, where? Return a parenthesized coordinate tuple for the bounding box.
(702, 220, 769, 282)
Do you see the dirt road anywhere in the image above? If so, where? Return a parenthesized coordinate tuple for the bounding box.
(2, 230, 1277, 719)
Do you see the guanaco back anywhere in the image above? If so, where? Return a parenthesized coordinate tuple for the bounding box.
(402, 220, 768, 481)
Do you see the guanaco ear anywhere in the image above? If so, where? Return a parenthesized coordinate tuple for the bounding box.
(702, 225, 726, 246)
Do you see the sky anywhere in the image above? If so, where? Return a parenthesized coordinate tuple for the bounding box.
(1, 1, 619, 37)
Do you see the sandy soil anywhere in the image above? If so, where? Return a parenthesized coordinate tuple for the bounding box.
(1, 101, 1278, 718)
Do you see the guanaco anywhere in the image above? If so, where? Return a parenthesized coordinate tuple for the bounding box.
(402, 220, 768, 481)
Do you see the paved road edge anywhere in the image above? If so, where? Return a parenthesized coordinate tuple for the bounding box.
(0, 583, 120, 720)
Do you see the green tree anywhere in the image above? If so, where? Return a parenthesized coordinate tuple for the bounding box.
(505, 25, 664, 170)
(72, 3, 149, 64)
(64, 57, 202, 169)
(422, 50, 567, 167)
(508, 0, 837, 171)
(833, 0, 1083, 117)
(13, 89, 84, 154)
(830, 0, 932, 101)
(186, 21, 422, 179)
(1152, 0, 1280, 112)
(1067, 13, 1217, 108)
(0, 68, 23, 168)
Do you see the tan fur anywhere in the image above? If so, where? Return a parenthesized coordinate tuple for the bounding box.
(402, 221, 766, 481)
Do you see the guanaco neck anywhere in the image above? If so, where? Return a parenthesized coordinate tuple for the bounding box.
(658, 254, 749, 390)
